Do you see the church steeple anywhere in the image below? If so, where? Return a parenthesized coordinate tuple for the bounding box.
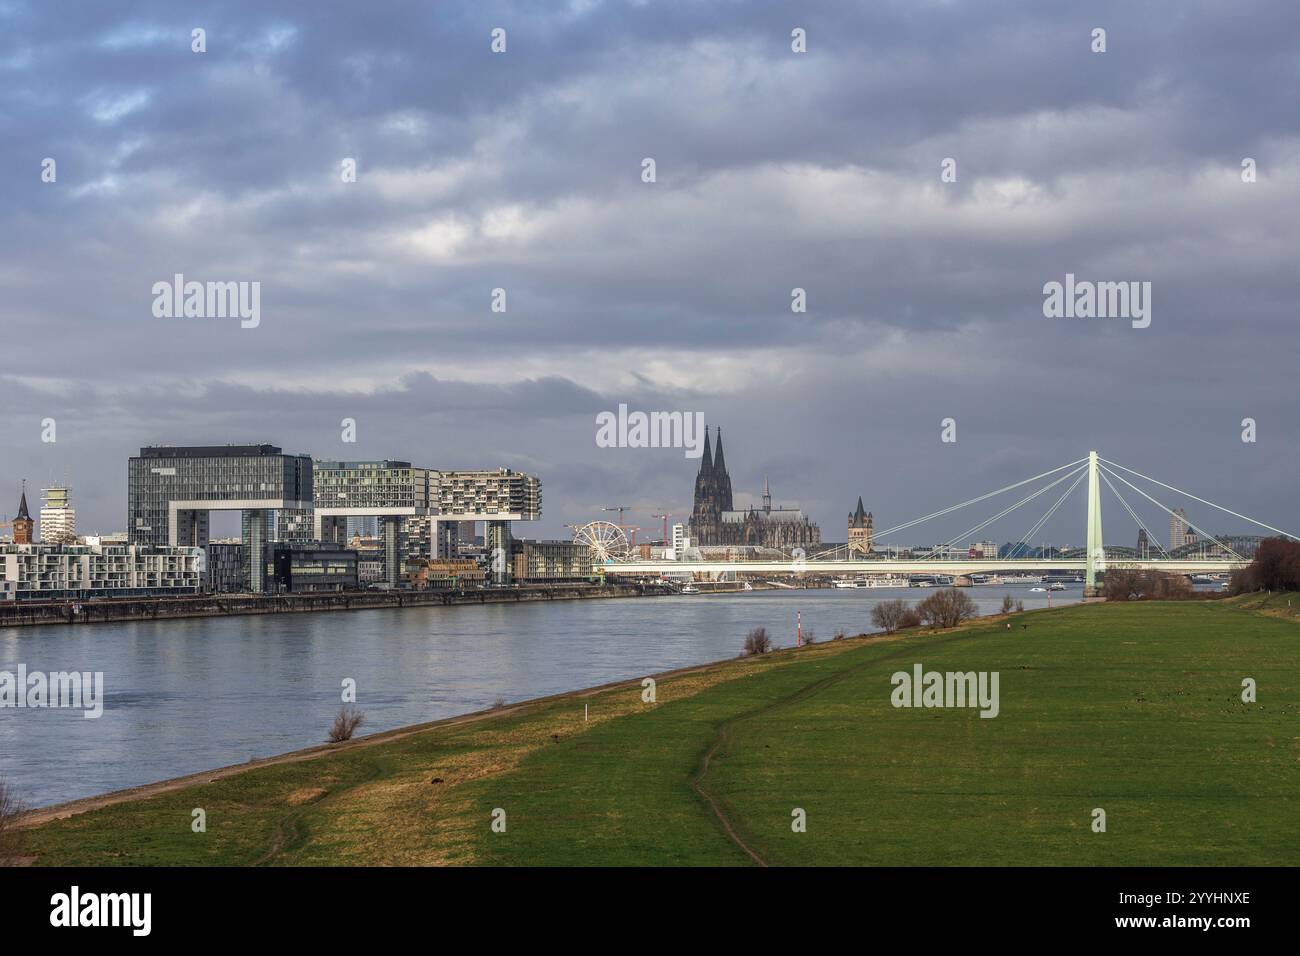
(851, 496, 867, 528)
(13, 480, 34, 544)
(713, 427, 728, 477)
(699, 426, 714, 475)
(762, 475, 772, 514)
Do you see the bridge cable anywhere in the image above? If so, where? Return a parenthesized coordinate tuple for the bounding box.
(873, 456, 1089, 540)
(1099, 457, 1299, 543)
(915, 463, 1088, 559)
(1097, 464, 1246, 563)
(1098, 469, 1169, 558)
(1009, 467, 1089, 559)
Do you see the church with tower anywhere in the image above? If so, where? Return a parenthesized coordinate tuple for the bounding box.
(689, 427, 821, 550)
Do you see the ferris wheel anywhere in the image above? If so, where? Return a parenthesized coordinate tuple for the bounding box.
(572, 520, 632, 564)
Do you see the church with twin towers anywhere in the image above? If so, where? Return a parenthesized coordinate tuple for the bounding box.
(689, 427, 821, 550)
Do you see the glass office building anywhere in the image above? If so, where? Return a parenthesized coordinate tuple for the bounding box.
(128, 445, 313, 592)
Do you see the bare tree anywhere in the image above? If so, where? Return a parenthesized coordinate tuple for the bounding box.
(1000, 594, 1016, 615)
(871, 599, 912, 634)
(1105, 568, 1195, 601)
(327, 705, 365, 743)
(0, 777, 25, 864)
(743, 627, 772, 656)
(917, 588, 979, 629)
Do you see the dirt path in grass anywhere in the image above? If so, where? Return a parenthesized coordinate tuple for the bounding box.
(690, 620, 1004, 867)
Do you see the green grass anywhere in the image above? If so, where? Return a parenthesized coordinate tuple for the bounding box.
(19, 600, 1300, 866)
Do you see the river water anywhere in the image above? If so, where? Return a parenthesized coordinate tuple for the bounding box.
(0, 585, 1082, 807)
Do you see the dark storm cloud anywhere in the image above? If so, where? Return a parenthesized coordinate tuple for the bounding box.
(1, 0, 1297, 543)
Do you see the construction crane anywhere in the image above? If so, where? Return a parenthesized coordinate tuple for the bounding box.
(601, 507, 645, 547)
(650, 513, 675, 546)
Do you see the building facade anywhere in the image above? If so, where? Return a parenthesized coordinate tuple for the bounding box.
(205, 540, 244, 592)
(847, 497, 874, 555)
(512, 539, 591, 582)
(39, 485, 76, 544)
(128, 444, 313, 593)
(12, 485, 34, 544)
(689, 428, 820, 550)
(269, 543, 358, 592)
(408, 559, 485, 589)
(0, 542, 202, 600)
(1169, 507, 1196, 550)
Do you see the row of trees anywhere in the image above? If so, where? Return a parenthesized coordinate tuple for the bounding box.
(870, 588, 980, 633)
(1103, 568, 1194, 601)
(1228, 537, 1300, 593)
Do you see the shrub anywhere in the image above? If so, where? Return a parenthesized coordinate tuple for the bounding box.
(870, 599, 912, 634)
(327, 705, 365, 743)
(1000, 594, 1016, 615)
(0, 777, 25, 864)
(916, 588, 979, 629)
(743, 627, 772, 656)
(801, 628, 816, 645)
(1105, 568, 1195, 601)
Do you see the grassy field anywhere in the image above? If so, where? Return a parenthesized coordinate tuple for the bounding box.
(16, 597, 1300, 866)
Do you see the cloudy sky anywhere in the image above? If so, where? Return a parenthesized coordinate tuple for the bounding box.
(2, 0, 1297, 548)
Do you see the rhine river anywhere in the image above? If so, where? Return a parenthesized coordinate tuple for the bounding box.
(0, 585, 1082, 807)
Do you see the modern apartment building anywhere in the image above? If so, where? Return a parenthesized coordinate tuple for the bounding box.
(205, 540, 244, 592)
(128, 444, 313, 592)
(0, 542, 203, 600)
(512, 539, 591, 582)
(428, 468, 541, 520)
(268, 543, 358, 592)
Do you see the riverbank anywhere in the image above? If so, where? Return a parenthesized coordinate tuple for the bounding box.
(14, 597, 1298, 866)
(0, 581, 670, 629)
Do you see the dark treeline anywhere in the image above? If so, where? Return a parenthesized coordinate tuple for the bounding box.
(1229, 537, 1300, 593)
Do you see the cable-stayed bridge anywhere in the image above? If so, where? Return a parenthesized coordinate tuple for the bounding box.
(599, 452, 1297, 593)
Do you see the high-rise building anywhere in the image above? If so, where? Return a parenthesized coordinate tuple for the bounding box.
(39, 484, 76, 544)
(1137, 528, 1150, 559)
(1169, 507, 1196, 549)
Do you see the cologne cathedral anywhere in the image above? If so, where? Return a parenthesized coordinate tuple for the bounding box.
(689, 427, 821, 549)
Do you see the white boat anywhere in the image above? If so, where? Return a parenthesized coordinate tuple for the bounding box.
(863, 576, 910, 588)
(910, 580, 935, 588)
(1029, 586, 1047, 592)
(680, 584, 699, 594)
(740, 581, 753, 591)
(1003, 574, 1043, 584)
(832, 578, 859, 589)
(1048, 582, 1066, 591)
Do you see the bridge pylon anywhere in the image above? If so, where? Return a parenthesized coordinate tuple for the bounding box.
(1085, 450, 1104, 596)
